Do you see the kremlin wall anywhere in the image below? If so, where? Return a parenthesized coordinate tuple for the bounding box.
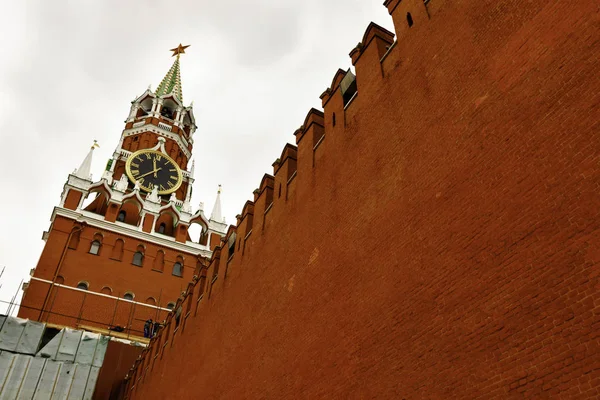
(126, 0, 599, 398)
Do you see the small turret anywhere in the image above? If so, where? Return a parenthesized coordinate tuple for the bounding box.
(210, 185, 224, 223)
(74, 141, 99, 181)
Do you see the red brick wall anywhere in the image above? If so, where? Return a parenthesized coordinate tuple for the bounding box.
(94, 338, 143, 399)
(132, 0, 600, 398)
(18, 216, 199, 333)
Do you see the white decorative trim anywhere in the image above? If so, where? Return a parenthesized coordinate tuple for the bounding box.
(52, 207, 213, 257)
(157, 122, 172, 132)
(30, 276, 172, 312)
(208, 219, 228, 234)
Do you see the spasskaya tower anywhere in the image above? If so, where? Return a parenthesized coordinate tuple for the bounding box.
(18, 45, 227, 340)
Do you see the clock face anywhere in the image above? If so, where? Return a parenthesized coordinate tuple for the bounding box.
(125, 150, 183, 194)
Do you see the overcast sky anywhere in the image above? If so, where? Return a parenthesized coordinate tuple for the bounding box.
(0, 0, 393, 311)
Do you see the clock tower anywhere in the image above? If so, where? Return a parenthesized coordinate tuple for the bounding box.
(18, 46, 227, 341)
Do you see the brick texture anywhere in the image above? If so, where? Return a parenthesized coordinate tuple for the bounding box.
(18, 216, 197, 336)
(130, 0, 600, 398)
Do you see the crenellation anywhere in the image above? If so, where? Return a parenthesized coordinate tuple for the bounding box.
(320, 69, 349, 147)
(127, 1, 600, 397)
(272, 144, 298, 204)
(351, 23, 395, 88)
(206, 245, 222, 298)
(255, 174, 275, 233)
(295, 108, 325, 173)
(236, 201, 255, 257)
(384, 0, 430, 40)
(329, 69, 349, 99)
(295, 108, 325, 145)
(238, 201, 255, 245)
(319, 88, 332, 106)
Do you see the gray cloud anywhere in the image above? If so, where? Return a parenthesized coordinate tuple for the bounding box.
(0, 0, 393, 308)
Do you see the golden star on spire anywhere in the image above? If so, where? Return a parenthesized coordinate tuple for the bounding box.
(170, 44, 190, 57)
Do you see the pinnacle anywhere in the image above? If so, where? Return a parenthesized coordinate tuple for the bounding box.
(210, 185, 223, 223)
(155, 55, 184, 102)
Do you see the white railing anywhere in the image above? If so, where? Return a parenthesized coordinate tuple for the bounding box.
(158, 122, 172, 132)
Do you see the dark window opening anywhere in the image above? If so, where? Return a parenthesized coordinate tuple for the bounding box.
(174, 306, 182, 327)
(342, 81, 357, 106)
(124, 292, 134, 301)
(166, 302, 175, 310)
(77, 282, 89, 291)
(89, 240, 101, 255)
(278, 184, 282, 198)
(117, 211, 126, 222)
(407, 12, 414, 27)
(340, 69, 358, 107)
(132, 251, 144, 267)
(332, 113, 336, 127)
(39, 327, 61, 350)
(160, 107, 173, 119)
(133, 136, 139, 142)
(158, 223, 166, 234)
(172, 262, 183, 277)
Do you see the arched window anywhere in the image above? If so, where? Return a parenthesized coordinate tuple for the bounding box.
(166, 302, 175, 310)
(117, 211, 126, 222)
(68, 230, 81, 250)
(145, 297, 157, 306)
(124, 292, 135, 301)
(132, 245, 145, 267)
(172, 262, 183, 277)
(407, 12, 414, 27)
(101, 286, 112, 295)
(55, 276, 65, 285)
(160, 106, 173, 119)
(111, 239, 124, 261)
(89, 240, 101, 255)
(132, 251, 144, 267)
(158, 223, 166, 234)
(77, 281, 89, 290)
(153, 250, 165, 272)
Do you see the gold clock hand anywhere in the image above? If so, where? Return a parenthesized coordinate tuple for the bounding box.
(137, 168, 162, 180)
(153, 158, 157, 178)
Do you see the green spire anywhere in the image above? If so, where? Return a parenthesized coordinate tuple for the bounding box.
(155, 44, 189, 102)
